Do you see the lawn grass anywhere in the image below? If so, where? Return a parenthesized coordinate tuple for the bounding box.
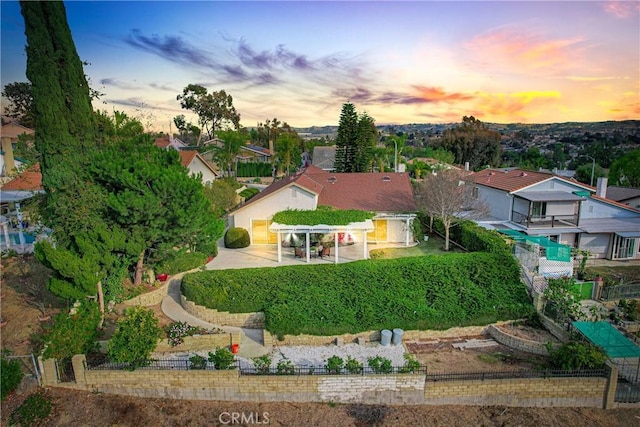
(370, 234, 464, 259)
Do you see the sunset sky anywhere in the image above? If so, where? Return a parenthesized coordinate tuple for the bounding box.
(1, 1, 639, 133)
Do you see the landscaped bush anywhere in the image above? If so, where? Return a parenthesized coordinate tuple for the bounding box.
(224, 227, 250, 249)
(155, 251, 209, 275)
(239, 187, 260, 201)
(182, 252, 531, 337)
(429, 217, 513, 257)
(1, 353, 23, 401)
(42, 301, 101, 361)
(209, 348, 236, 370)
(108, 306, 162, 369)
(236, 162, 272, 177)
(165, 321, 200, 347)
(547, 341, 607, 370)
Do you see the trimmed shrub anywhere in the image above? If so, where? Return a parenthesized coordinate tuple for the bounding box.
(189, 354, 207, 370)
(239, 187, 260, 201)
(547, 341, 607, 370)
(108, 307, 162, 369)
(1, 353, 23, 401)
(181, 252, 531, 337)
(155, 251, 209, 275)
(224, 227, 250, 249)
(209, 348, 236, 370)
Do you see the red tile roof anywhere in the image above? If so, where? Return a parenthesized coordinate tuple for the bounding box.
(239, 165, 416, 213)
(591, 194, 640, 213)
(1, 163, 42, 191)
(154, 137, 171, 149)
(179, 150, 197, 167)
(470, 168, 556, 192)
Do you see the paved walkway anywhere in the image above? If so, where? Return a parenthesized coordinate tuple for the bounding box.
(160, 241, 412, 358)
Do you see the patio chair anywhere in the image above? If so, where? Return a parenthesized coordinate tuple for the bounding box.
(322, 246, 330, 258)
(294, 247, 304, 258)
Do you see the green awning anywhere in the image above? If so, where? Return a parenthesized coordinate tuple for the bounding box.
(498, 230, 572, 262)
(573, 321, 640, 358)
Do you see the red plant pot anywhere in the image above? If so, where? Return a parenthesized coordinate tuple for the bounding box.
(207, 256, 215, 263)
(156, 273, 168, 281)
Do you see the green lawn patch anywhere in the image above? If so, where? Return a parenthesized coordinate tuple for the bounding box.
(182, 253, 530, 337)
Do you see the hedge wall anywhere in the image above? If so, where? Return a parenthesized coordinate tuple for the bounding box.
(428, 217, 513, 257)
(237, 162, 272, 177)
(181, 253, 530, 337)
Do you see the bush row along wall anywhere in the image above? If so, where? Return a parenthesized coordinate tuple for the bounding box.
(181, 252, 531, 337)
(123, 281, 170, 307)
(181, 295, 265, 329)
(487, 325, 559, 356)
(428, 217, 514, 257)
(40, 355, 618, 408)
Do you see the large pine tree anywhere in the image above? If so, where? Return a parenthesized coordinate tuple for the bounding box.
(334, 103, 359, 172)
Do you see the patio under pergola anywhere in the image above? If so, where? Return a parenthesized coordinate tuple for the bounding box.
(269, 220, 375, 264)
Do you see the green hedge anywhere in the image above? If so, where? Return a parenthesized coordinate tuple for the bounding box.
(428, 217, 513, 257)
(237, 162, 272, 177)
(182, 253, 530, 337)
(239, 187, 259, 200)
(273, 206, 375, 226)
(155, 251, 209, 275)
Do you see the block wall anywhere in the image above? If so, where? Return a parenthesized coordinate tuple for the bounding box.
(180, 295, 264, 328)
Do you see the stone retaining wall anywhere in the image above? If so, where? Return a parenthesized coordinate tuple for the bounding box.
(423, 377, 606, 407)
(487, 324, 559, 356)
(41, 355, 617, 408)
(180, 295, 264, 328)
(123, 281, 170, 307)
(539, 313, 571, 342)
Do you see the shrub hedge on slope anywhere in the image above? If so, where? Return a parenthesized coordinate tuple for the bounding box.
(181, 252, 530, 337)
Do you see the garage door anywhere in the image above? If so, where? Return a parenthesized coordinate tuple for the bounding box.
(252, 219, 278, 244)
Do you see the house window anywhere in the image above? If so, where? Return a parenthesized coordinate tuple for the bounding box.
(292, 188, 297, 198)
(614, 236, 638, 260)
(550, 181, 555, 189)
(588, 206, 593, 213)
(531, 201, 547, 218)
(472, 187, 478, 199)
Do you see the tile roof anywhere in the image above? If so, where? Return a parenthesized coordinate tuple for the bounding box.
(179, 150, 198, 167)
(154, 137, 171, 149)
(605, 186, 640, 203)
(1, 163, 42, 191)
(470, 168, 587, 193)
(237, 165, 416, 213)
(591, 194, 640, 213)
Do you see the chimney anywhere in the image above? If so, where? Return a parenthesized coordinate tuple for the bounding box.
(1, 137, 15, 176)
(596, 177, 608, 198)
(464, 162, 469, 171)
(269, 139, 274, 155)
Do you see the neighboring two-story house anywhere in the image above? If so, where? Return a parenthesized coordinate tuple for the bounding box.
(470, 168, 640, 261)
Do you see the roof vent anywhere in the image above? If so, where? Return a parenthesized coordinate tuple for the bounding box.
(520, 172, 528, 177)
(382, 176, 391, 182)
(488, 172, 495, 176)
(327, 176, 337, 184)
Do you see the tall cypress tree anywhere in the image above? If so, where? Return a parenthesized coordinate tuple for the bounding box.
(21, 0, 98, 239)
(355, 112, 376, 172)
(334, 103, 359, 172)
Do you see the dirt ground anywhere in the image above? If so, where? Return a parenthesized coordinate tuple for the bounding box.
(2, 388, 640, 427)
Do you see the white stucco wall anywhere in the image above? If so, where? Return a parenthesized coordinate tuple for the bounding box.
(580, 198, 640, 220)
(231, 184, 317, 231)
(578, 234, 611, 258)
(188, 157, 217, 184)
(477, 186, 512, 220)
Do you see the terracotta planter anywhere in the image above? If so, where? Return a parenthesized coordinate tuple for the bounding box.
(207, 256, 215, 263)
(156, 273, 168, 282)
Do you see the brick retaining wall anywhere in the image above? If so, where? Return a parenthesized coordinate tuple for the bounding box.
(423, 377, 606, 407)
(45, 355, 616, 408)
(487, 324, 560, 356)
(123, 281, 170, 306)
(180, 295, 265, 328)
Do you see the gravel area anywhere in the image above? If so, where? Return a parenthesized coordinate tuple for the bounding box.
(155, 343, 408, 370)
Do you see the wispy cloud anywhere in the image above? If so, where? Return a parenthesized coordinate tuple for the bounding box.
(474, 91, 561, 119)
(330, 86, 474, 106)
(466, 26, 584, 73)
(603, 1, 640, 18)
(565, 76, 625, 82)
(100, 77, 140, 90)
(149, 82, 178, 92)
(125, 30, 367, 90)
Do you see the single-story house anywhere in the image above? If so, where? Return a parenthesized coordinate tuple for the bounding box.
(228, 165, 417, 262)
(154, 137, 219, 185)
(311, 146, 336, 171)
(237, 143, 272, 163)
(470, 168, 640, 261)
